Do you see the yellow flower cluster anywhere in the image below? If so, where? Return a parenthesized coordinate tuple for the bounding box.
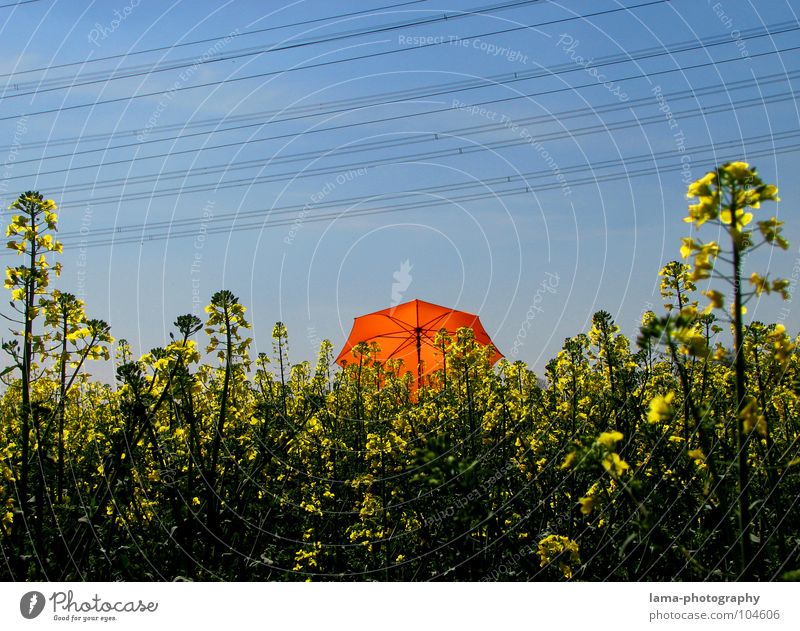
(537, 534, 581, 579)
(647, 392, 675, 424)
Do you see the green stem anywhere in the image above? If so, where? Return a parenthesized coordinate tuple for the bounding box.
(729, 185, 753, 580)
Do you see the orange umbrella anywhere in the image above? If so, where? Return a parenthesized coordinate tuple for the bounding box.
(335, 299, 502, 382)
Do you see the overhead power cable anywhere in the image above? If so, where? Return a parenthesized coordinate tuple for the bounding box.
(0, 0, 44, 9)
(40, 140, 800, 251)
(0, 0, 671, 122)
(0, 1, 427, 77)
(34, 89, 797, 192)
(1, 0, 541, 95)
(10, 20, 798, 167)
(6, 19, 796, 158)
(12, 0, 590, 82)
(27, 46, 799, 196)
(50, 129, 800, 241)
(47, 88, 796, 207)
(16, 67, 799, 180)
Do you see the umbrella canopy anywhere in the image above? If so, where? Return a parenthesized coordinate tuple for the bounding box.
(335, 299, 502, 381)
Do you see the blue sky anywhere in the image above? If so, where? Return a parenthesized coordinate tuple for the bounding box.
(0, 0, 799, 378)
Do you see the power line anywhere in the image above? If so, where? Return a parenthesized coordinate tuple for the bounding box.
(7, 19, 796, 160)
(40, 89, 797, 193)
(0, 0, 671, 123)
(12, 20, 794, 154)
(0, 0, 545, 99)
(50, 129, 800, 241)
(0, 0, 429, 79)
(0, 0, 44, 9)
(13, 21, 798, 168)
(27, 45, 799, 194)
(43, 140, 800, 251)
(47, 86, 796, 207)
(1, 0, 540, 97)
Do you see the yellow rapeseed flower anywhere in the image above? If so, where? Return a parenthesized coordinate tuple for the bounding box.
(579, 495, 596, 515)
(686, 171, 716, 198)
(559, 451, 579, 470)
(723, 161, 750, 179)
(720, 207, 753, 227)
(537, 535, 580, 579)
(602, 453, 630, 476)
(647, 392, 675, 424)
(597, 430, 624, 448)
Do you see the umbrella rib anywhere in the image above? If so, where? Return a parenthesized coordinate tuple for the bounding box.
(385, 336, 417, 360)
(343, 332, 415, 353)
(358, 332, 417, 341)
(418, 311, 453, 330)
(377, 313, 417, 333)
(419, 333, 447, 353)
(339, 304, 499, 365)
(422, 309, 462, 329)
(421, 310, 479, 333)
